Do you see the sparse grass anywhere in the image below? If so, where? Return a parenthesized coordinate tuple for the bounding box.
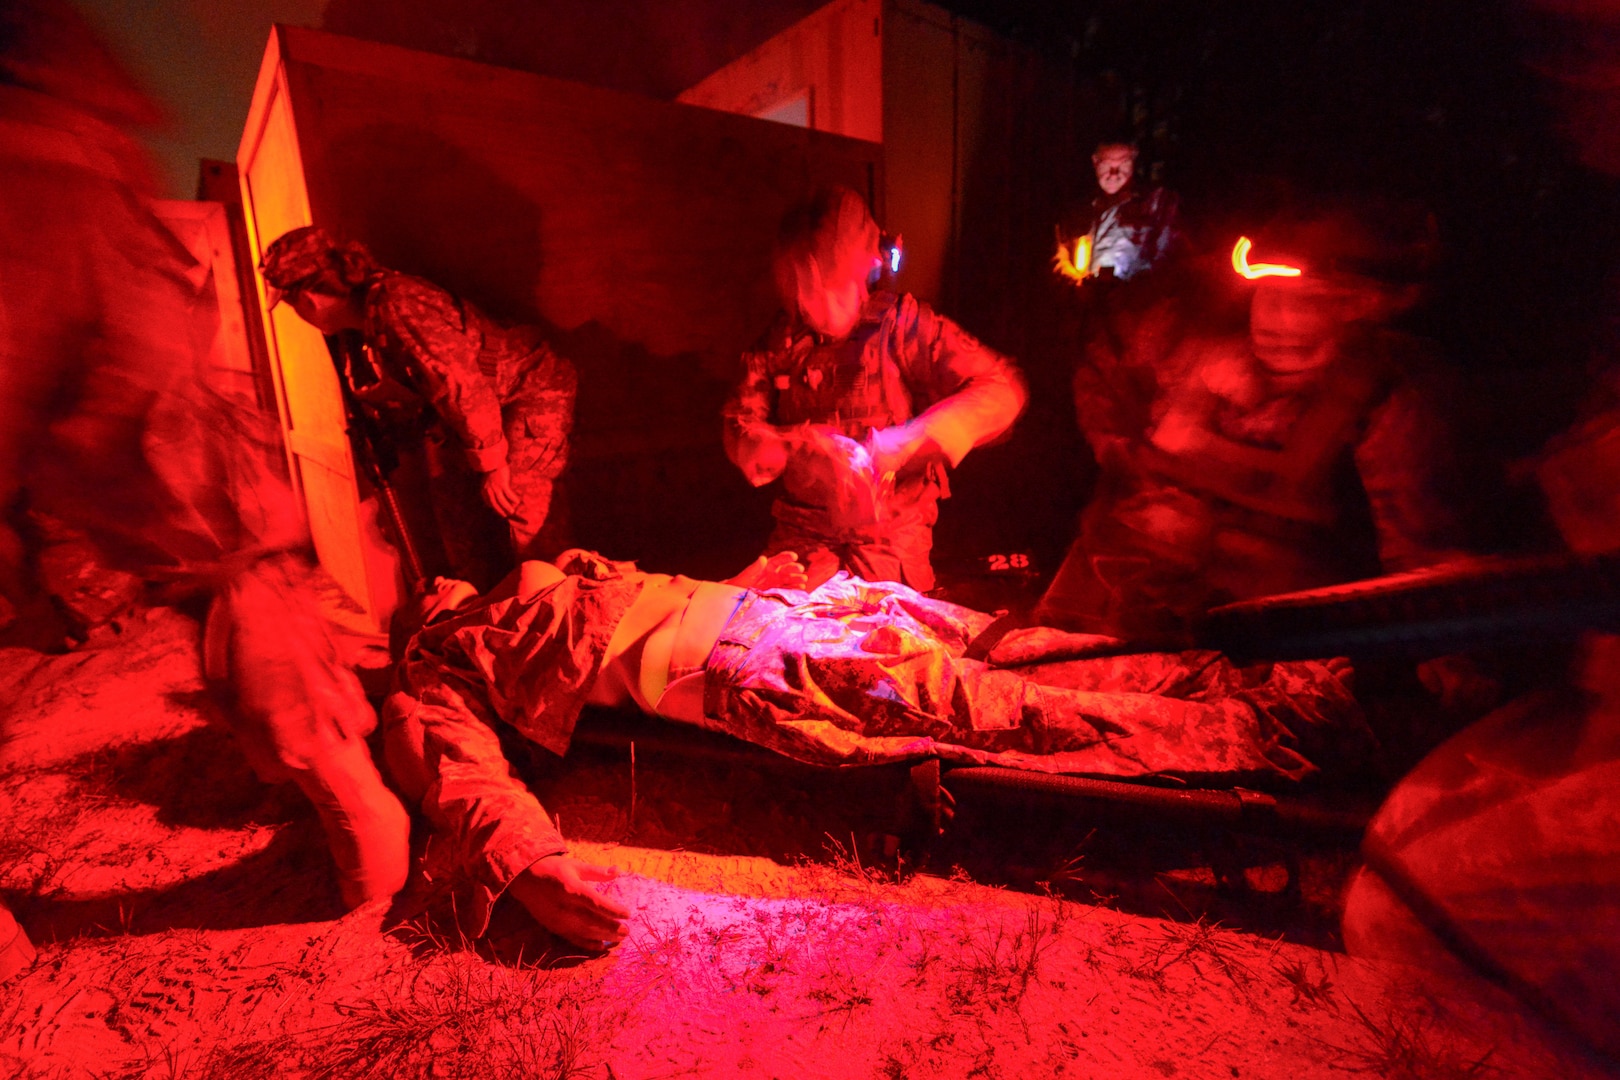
(944, 896, 1066, 1011)
(804, 960, 874, 1030)
(1275, 954, 1339, 1012)
(1317, 998, 1503, 1080)
(224, 954, 628, 1080)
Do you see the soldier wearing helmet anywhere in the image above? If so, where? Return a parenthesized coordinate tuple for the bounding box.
(723, 187, 1028, 591)
(1040, 195, 1466, 639)
(260, 227, 576, 584)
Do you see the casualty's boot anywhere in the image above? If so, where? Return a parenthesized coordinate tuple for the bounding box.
(294, 739, 411, 910)
(0, 901, 36, 981)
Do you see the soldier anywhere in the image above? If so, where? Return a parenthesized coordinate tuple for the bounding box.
(723, 187, 1027, 591)
(1054, 141, 1184, 288)
(1040, 197, 1465, 640)
(385, 550, 1365, 948)
(0, 1, 407, 915)
(259, 228, 577, 583)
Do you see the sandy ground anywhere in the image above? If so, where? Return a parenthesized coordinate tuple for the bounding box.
(0, 606, 1609, 1079)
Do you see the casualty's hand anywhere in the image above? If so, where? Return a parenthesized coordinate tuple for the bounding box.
(726, 551, 809, 591)
(480, 463, 521, 518)
(508, 855, 630, 950)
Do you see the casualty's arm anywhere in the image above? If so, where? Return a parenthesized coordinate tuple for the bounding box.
(722, 342, 796, 486)
(888, 299, 1028, 470)
(388, 683, 630, 946)
(372, 277, 509, 474)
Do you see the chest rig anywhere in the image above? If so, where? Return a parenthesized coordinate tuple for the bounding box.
(769, 299, 909, 439)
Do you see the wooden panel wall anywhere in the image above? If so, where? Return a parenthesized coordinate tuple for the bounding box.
(676, 0, 883, 145)
(259, 27, 881, 583)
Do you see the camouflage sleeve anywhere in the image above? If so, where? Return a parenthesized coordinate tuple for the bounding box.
(1355, 350, 1468, 573)
(895, 297, 1028, 466)
(721, 324, 790, 486)
(372, 276, 509, 473)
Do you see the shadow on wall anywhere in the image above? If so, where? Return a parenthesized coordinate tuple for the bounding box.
(321, 124, 545, 323)
(317, 124, 774, 580)
(929, 31, 1108, 580)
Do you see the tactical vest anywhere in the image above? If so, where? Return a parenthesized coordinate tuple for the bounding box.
(768, 293, 910, 439)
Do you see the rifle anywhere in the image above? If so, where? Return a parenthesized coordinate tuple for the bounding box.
(325, 331, 428, 595)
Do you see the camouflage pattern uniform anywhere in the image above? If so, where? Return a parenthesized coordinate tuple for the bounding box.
(1041, 321, 1462, 639)
(360, 271, 576, 569)
(1060, 185, 1183, 283)
(386, 550, 1368, 936)
(723, 292, 1025, 591)
(386, 550, 646, 938)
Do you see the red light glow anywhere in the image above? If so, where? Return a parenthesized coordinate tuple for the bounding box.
(1054, 234, 1092, 284)
(1232, 236, 1302, 280)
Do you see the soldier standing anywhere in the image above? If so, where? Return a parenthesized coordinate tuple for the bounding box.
(1040, 198, 1464, 640)
(260, 228, 576, 584)
(723, 187, 1027, 591)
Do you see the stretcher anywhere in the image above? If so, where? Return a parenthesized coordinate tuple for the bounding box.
(564, 552, 1620, 861)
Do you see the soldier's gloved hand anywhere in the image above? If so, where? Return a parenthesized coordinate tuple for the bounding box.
(790, 428, 883, 526)
(508, 854, 630, 950)
(867, 421, 935, 478)
(480, 463, 521, 518)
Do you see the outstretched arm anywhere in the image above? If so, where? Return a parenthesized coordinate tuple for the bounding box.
(873, 300, 1028, 476)
(723, 339, 796, 486)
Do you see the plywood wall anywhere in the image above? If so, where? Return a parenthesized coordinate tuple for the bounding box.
(242, 26, 882, 592)
(677, 0, 883, 145)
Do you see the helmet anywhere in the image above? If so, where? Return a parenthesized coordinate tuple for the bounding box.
(259, 226, 380, 306)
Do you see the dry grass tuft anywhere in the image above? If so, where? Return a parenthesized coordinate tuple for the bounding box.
(1318, 998, 1503, 1080)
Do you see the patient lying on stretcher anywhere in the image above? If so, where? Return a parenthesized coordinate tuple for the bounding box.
(383, 549, 1370, 948)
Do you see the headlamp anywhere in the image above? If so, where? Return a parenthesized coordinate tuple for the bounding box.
(1231, 236, 1303, 280)
(872, 232, 903, 284)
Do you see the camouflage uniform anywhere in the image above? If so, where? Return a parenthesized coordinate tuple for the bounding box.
(360, 271, 576, 569)
(1041, 321, 1462, 639)
(1061, 185, 1183, 283)
(386, 550, 1368, 937)
(1, 10, 405, 910)
(723, 292, 1025, 591)
(386, 550, 646, 937)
